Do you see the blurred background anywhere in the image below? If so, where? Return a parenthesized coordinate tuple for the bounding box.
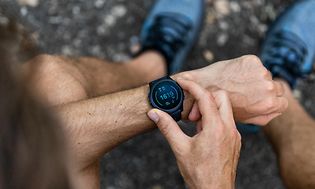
(4, 0, 315, 188)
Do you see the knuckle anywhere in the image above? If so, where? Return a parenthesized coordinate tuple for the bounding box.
(177, 71, 195, 81)
(268, 82, 277, 92)
(241, 55, 262, 65)
(264, 98, 276, 109)
(262, 69, 272, 79)
(227, 128, 242, 143)
(228, 127, 237, 137)
(266, 81, 276, 92)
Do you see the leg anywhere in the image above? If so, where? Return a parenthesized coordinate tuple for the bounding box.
(264, 80, 315, 189)
(24, 51, 166, 106)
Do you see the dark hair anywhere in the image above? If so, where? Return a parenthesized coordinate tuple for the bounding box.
(0, 18, 71, 189)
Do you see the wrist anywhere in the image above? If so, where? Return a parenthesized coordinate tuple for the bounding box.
(173, 64, 221, 91)
(170, 72, 195, 120)
(170, 67, 219, 120)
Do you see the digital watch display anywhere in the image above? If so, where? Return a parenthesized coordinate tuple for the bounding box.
(149, 76, 184, 121)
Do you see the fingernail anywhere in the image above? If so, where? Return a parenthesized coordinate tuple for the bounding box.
(148, 109, 160, 123)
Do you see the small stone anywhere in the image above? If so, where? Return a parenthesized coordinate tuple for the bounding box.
(258, 23, 268, 35)
(113, 53, 130, 62)
(97, 25, 108, 35)
(293, 89, 302, 100)
(308, 73, 315, 81)
(304, 99, 312, 109)
(217, 33, 228, 46)
(49, 16, 62, 24)
(230, 1, 241, 12)
(265, 4, 277, 20)
(151, 185, 163, 189)
(111, 5, 127, 18)
(73, 38, 82, 48)
(91, 45, 102, 56)
(206, 11, 216, 25)
(72, 6, 81, 15)
(20, 7, 28, 16)
(62, 46, 73, 56)
(104, 15, 116, 26)
(203, 50, 215, 62)
(243, 35, 255, 46)
(250, 15, 259, 26)
(18, 0, 39, 7)
(0, 16, 9, 25)
(31, 32, 40, 42)
(94, 0, 106, 8)
(218, 20, 229, 30)
(214, 0, 230, 17)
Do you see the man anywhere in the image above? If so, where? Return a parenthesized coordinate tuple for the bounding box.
(20, 0, 288, 188)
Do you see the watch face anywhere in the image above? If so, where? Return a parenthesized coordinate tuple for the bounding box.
(152, 80, 183, 110)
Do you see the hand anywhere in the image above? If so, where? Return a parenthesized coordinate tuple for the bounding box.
(180, 55, 288, 125)
(147, 80, 241, 189)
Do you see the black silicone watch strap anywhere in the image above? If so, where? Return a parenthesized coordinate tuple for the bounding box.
(150, 76, 171, 85)
(172, 109, 182, 122)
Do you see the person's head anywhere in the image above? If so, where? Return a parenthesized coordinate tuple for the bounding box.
(0, 16, 71, 189)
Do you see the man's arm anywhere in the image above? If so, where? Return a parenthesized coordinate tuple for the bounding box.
(55, 55, 287, 170)
(32, 54, 286, 189)
(56, 74, 194, 165)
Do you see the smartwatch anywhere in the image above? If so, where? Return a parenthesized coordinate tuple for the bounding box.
(148, 76, 184, 121)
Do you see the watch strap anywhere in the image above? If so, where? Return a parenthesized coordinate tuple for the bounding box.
(172, 109, 182, 122)
(150, 76, 172, 85)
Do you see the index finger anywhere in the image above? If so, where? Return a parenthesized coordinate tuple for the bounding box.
(177, 79, 221, 127)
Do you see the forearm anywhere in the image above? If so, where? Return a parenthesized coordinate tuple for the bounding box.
(55, 73, 194, 164)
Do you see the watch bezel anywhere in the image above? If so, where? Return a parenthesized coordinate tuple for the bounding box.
(149, 78, 184, 114)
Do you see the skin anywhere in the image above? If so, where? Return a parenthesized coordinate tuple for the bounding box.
(22, 52, 287, 188)
(148, 79, 241, 189)
(264, 80, 315, 189)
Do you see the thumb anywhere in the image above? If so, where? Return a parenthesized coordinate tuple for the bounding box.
(148, 109, 188, 149)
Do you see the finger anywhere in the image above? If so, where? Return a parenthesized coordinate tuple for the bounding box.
(213, 90, 236, 129)
(243, 112, 282, 126)
(231, 131, 241, 180)
(148, 109, 189, 149)
(188, 102, 201, 121)
(177, 79, 221, 127)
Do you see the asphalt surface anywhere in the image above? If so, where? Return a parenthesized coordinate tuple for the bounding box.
(4, 0, 315, 188)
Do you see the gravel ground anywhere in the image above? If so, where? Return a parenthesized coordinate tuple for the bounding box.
(4, 0, 315, 188)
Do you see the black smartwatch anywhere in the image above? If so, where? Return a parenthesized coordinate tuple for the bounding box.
(148, 76, 184, 121)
